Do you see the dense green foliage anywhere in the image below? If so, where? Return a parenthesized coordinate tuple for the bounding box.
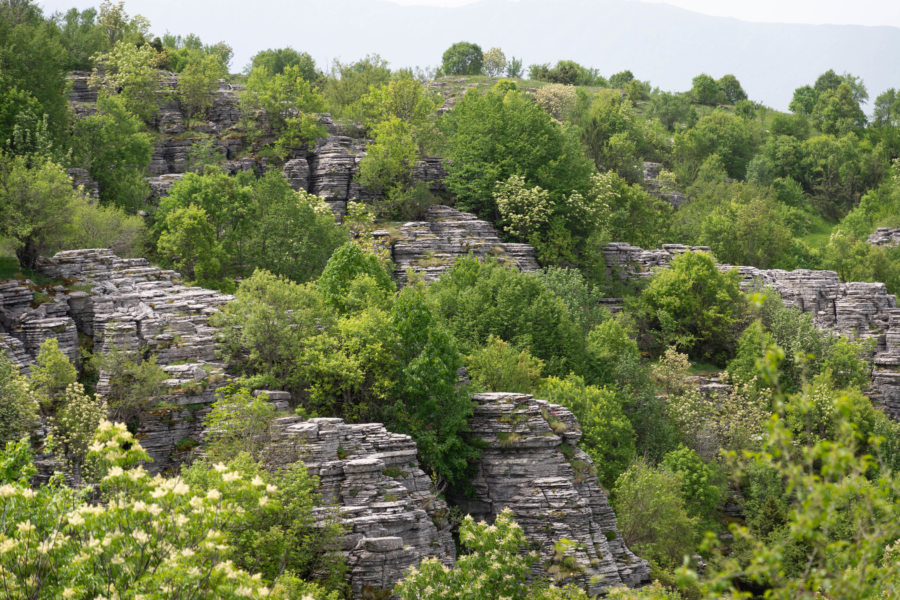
(4, 4, 900, 598)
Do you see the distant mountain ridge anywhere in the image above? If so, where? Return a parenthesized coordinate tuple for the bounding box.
(140, 0, 900, 110)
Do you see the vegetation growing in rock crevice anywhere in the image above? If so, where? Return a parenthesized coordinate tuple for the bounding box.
(3, 4, 900, 599)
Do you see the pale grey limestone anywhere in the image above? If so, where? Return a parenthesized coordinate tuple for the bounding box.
(601, 242, 900, 420)
(268, 416, 456, 599)
(868, 228, 900, 247)
(383, 204, 539, 284)
(456, 392, 650, 594)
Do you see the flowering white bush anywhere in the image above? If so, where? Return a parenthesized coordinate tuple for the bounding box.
(0, 423, 285, 599)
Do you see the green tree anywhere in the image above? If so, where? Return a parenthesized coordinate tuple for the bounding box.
(0, 0, 69, 142)
(540, 375, 636, 488)
(395, 509, 590, 600)
(717, 74, 747, 103)
(177, 51, 227, 126)
(248, 47, 318, 80)
(357, 116, 419, 217)
(613, 458, 698, 569)
(317, 242, 395, 314)
(466, 335, 544, 393)
(441, 41, 483, 75)
(201, 386, 280, 463)
(247, 171, 347, 284)
(322, 54, 392, 116)
(241, 64, 326, 157)
(54, 7, 107, 71)
(427, 257, 585, 376)
(0, 354, 38, 447)
(154, 170, 253, 275)
(29, 338, 77, 414)
(494, 174, 553, 241)
(674, 109, 757, 181)
(440, 83, 593, 224)
(649, 91, 695, 131)
(813, 82, 867, 135)
(0, 423, 313, 599)
(632, 251, 745, 363)
(691, 73, 722, 106)
(88, 346, 167, 430)
(90, 40, 166, 124)
(71, 94, 153, 211)
(482, 47, 507, 77)
(50, 382, 105, 483)
(156, 204, 226, 289)
(0, 155, 77, 268)
(699, 188, 793, 268)
(661, 445, 724, 523)
(212, 269, 330, 394)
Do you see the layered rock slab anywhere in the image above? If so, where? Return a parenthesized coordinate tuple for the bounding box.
(267, 416, 455, 599)
(382, 204, 540, 285)
(601, 242, 900, 419)
(31, 249, 234, 471)
(455, 392, 650, 594)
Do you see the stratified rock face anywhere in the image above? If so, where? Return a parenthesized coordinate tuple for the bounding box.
(642, 162, 687, 208)
(383, 204, 540, 285)
(868, 228, 900, 247)
(0, 280, 79, 366)
(66, 168, 100, 198)
(455, 393, 650, 594)
(282, 157, 311, 191)
(267, 416, 456, 599)
(601, 242, 900, 420)
(28, 249, 234, 471)
(602, 242, 712, 281)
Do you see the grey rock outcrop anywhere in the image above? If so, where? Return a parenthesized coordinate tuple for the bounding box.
(455, 393, 650, 594)
(19, 249, 236, 471)
(868, 228, 900, 247)
(601, 242, 900, 420)
(282, 158, 311, 191)
(267, 416, 456, 599)
(67, 168, 100, 198)
(382, 204, 540, 284)
(642, 162, 687, 208)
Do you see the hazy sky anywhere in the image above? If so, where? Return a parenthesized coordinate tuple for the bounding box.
(388, 0, 900, 27)
(37, 0, 900, 28)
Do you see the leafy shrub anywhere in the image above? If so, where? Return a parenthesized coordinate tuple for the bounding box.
(540, 375, 635, 488)
(466, 335, 544, 394)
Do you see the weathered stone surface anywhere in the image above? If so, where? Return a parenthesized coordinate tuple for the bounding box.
(868, 228, 900, 247)
(602, 242, 900, 420)
(642, 162, 687, 207)
(67, 168, 100, 198)
(66, 71, 97, 117)
(28, 249, 235, 470)
(455, 393, 650, 594)
(308, 135, 370, 217)
(268, 416, 456, 599)
(146, 173, 184, 202)
(282, 158, 311, 191)
(0, 333, 31, 374)
(382, 204, 540, 284)
(0, 280, 79, 366)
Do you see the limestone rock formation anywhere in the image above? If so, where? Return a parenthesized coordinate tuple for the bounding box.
(267, 416, 456, 599)
(382, 204, 540, 284)
(601, 242, 900, 420)
(0, 249, 236, 471)
(868, 228, 900, 247)
(642, 162, 687, 207)
(66, 168, 100, 198)
(454, 392, 650, 594)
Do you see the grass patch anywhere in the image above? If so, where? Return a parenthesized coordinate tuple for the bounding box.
(801, 214, 837, 251)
